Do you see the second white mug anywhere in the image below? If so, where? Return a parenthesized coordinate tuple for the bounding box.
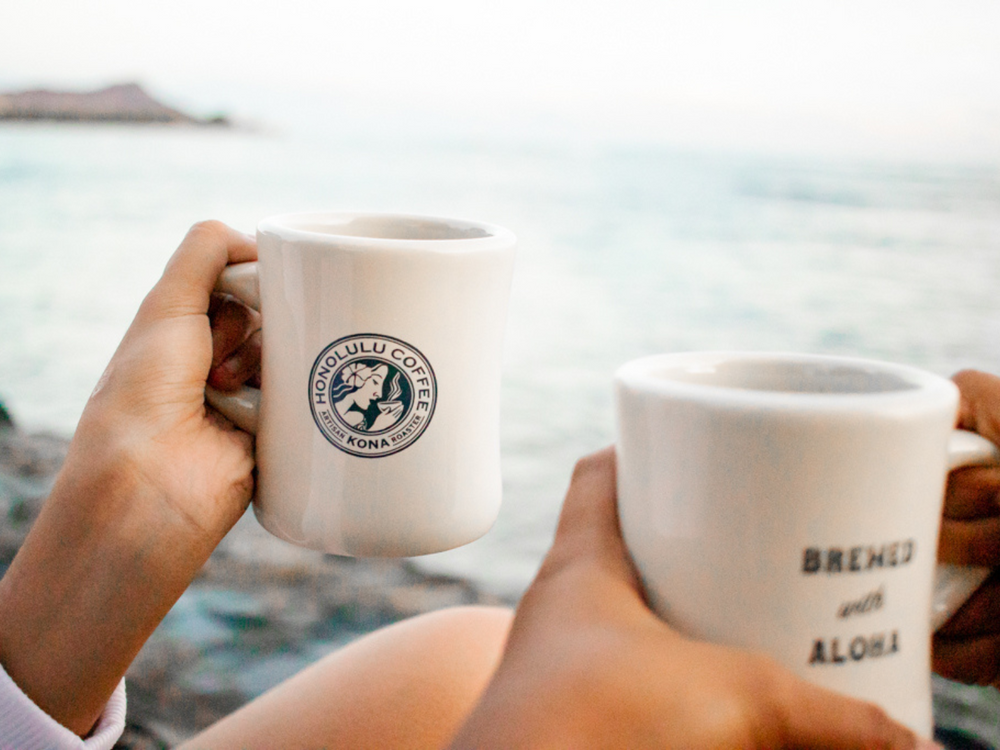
(614, 351, 998, 736)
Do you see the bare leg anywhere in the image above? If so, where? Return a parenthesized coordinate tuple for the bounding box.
(178, 605, 513, 750)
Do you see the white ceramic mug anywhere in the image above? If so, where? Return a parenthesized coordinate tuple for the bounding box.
(207, 211, 516, 557)
(614, 351, 999, 736)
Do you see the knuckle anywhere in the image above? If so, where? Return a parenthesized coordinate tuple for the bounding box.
(953, 369, 997, 396)
(953, 369, 981, 385)
(186, 219, 229, 242)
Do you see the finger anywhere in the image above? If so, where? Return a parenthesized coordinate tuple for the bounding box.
(935, 569, 1000, 637)
(769, 670, 932, 749)
(518, 446, 650, 629)
(938, 516, 1000, 566)
(933, 631, 1000, 686)
(208, 330, 262, 392)
(209, 294, 261, 367)
(144, 221, 257, 320)
(953, 370, 1000, 447)
(944, 465, 1000, 520)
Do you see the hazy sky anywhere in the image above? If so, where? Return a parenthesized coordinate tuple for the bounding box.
(3, 0, 1000, 158)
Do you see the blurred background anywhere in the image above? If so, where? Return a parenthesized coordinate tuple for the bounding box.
(2, 0, 1000, 743)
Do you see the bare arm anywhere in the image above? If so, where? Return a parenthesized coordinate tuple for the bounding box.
(0, 222, 258, 736)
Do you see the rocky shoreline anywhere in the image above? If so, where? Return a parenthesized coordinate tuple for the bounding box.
(0, 414, 510, 748)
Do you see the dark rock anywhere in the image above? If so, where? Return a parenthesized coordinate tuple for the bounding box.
(113, 722, 169, 750)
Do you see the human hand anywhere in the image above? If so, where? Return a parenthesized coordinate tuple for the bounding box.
(0, 221, 257, 735)
(72, 220, 259, 546)
(933, 369, 1000, 687)
(450, 447, 934, 749)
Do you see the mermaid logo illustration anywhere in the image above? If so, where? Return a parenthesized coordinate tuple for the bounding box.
(309, 334, 437, 457)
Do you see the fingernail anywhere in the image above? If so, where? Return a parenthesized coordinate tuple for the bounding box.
(915, 739, 944, 750)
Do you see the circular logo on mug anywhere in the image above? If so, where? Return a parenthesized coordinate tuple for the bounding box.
(308, 334, 437, 458)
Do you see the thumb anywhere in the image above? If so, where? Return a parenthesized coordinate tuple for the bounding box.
(142, 221, 257, 321)
(539, 446, 642, 594)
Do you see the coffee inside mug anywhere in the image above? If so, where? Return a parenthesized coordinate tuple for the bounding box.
(646, 356, 927, 396)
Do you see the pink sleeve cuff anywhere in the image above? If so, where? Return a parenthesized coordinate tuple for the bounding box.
(0, 661, 126, 750)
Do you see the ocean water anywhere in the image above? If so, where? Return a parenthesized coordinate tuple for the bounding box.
(2, 123, 1000, 596)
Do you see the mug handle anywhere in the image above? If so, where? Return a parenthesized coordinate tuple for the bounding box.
(204, 262, 262, 434)
(930, 429, 1000, 630)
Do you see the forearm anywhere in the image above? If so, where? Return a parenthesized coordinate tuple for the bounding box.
(0, 430, 219, 736)
(0, 222, 257, 737)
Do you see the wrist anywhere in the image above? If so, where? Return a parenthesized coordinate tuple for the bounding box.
(0, 419, 214, 736)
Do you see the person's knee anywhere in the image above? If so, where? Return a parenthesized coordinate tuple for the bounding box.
(389, 605, 513, 689)
(421, 604, 514, 634)
(400, 605, 514, 662)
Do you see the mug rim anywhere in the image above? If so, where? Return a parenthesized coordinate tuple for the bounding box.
(257, 210, 516, 252)
(614, 351, 958, 414)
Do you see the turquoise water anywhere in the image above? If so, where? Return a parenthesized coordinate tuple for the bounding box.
(2, 123, 1000, 595)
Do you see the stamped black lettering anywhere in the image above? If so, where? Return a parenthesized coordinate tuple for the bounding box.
(802, 540, 915, 575)
(807, 631, 900, 667)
